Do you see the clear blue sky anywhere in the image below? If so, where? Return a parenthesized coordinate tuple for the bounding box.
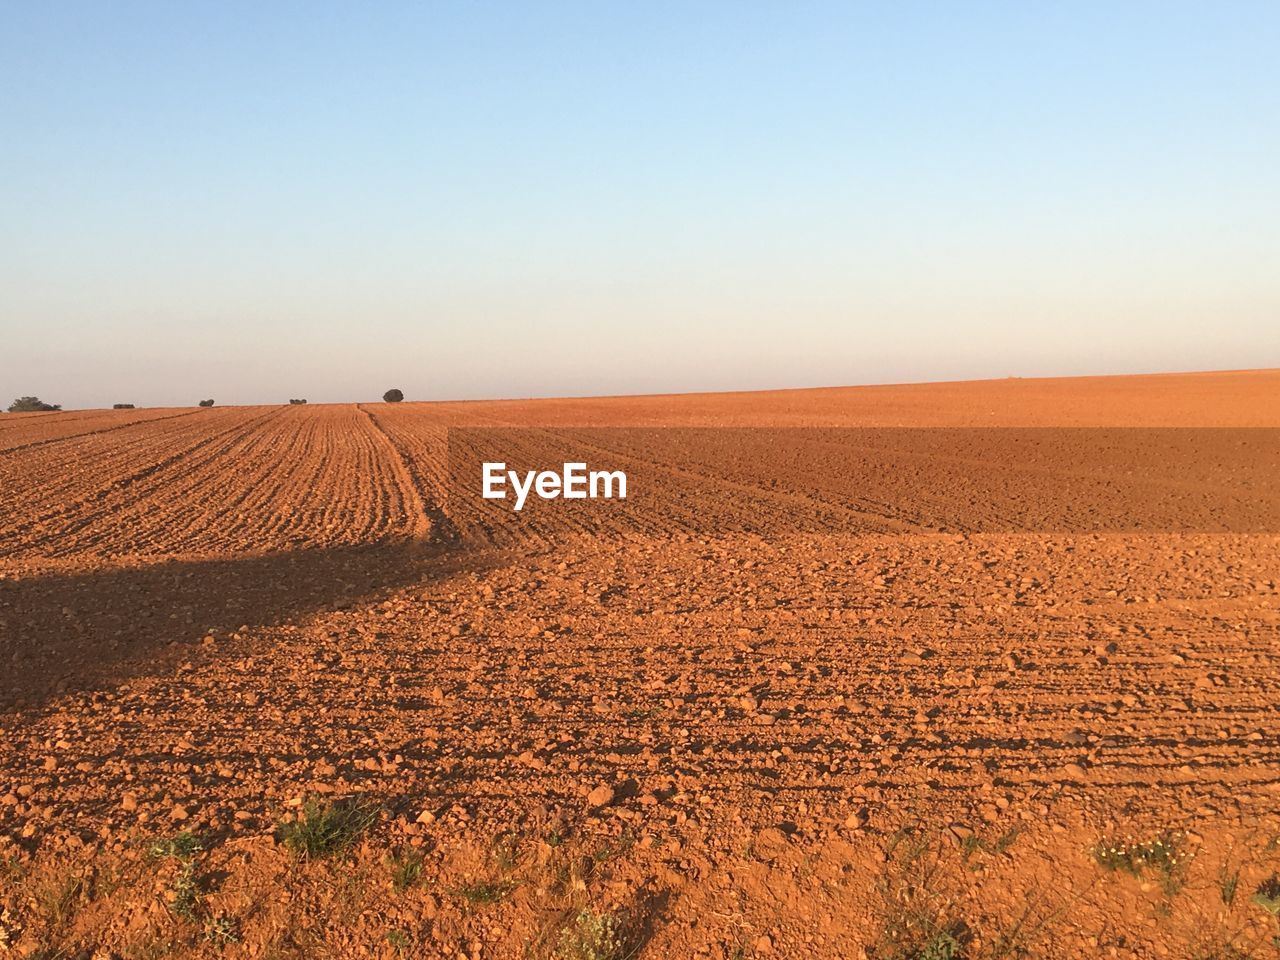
(2, 1, 1277, 408)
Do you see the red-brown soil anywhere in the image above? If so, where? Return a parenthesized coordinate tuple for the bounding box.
(1, 371, 1278, 959)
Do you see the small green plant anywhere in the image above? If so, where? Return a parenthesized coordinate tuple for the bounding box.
(170, 867, 201, 921)
(545, 828, 565, 848)
(556, 909, 624, 960)
(592, 832, 636, 865)
(987, 827, 1020, 855)
(983, 892, 1061, 960)
(451, 879, 517, 905)
(278, 797, 376, 859)
(493, 833, 521, 872)
(1218, 865, 1240, 906)
(204, 915, 240, 947)
(874, 829, 970, 960)
(124, 935, 180, 960)
(387, 849, 424, 893)
(916, 931, 963, 960)
(1254, 874, 1280, 915)
(1091, 831, 1188, 893)
(1186, 941, 1251, 960)
(35, 872, 84, 927)
(386, 928, 411, 952)
(0, 854, 24, 881)
(148, 831, 204, 862)
(1265, 865, 1280, 946)
(147, 831, 206, 922)
(876, 917, 966, 960)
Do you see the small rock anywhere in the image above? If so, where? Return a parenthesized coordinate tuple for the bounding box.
(753, 826, 790, 861)
(586, 784, 615, 808)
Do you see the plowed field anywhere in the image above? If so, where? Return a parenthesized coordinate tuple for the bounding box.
(1, 371, 1278, 959)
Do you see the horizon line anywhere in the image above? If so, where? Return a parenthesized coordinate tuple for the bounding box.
(6, 366, 1279, 414)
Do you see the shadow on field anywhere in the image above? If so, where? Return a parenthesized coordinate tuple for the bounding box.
(0, 539, 474, 713)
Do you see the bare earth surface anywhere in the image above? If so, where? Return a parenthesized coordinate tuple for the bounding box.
(1, 371, 1279, 959)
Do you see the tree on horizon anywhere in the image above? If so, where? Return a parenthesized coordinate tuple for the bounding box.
(7, 396, 61, 412)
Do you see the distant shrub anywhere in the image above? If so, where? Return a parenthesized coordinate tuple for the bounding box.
(383, 388, 404, 403)
(198, 399, 215, 408)
(288, 398, 307, 405)
(112, 403, 136, 409)
(7, 396, 62, 412)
